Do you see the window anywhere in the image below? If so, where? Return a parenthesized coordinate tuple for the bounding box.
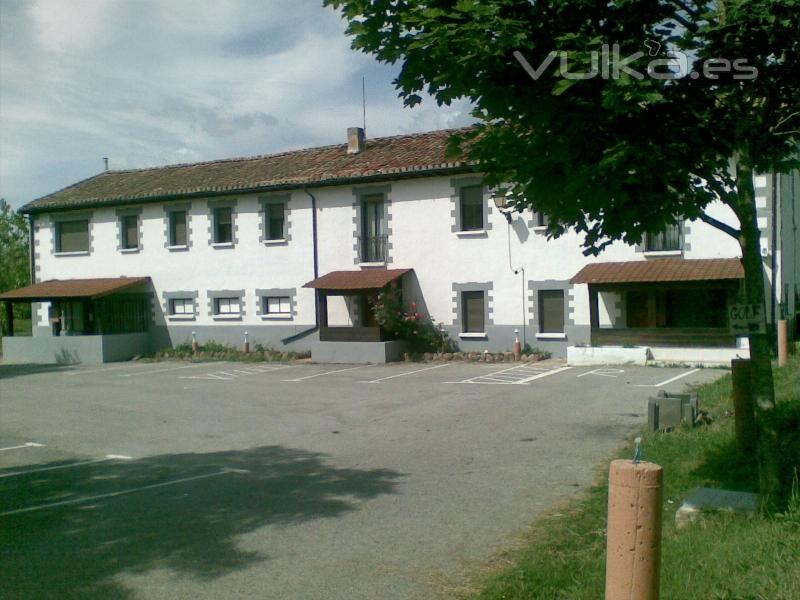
(265, 203, 285, 240)
(533, 211, 549, 228)
(213, 207, 233, 244)
(120, 215, 139, 250)
(462, 291, 485, 333)
(169, 211, 187, 246)
(538, 290, 565, 333)
(459, 185, 484, 231)
(56, 220, 90, 253)
(263, 296, 291, 315)
(360, 194, 386, 262)
(645, 223, 681, 251)
(169, 298, 194, 316)
(214, 297, 240, 315)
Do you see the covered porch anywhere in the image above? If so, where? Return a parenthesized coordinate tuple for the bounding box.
(570, 258, 745, 364)
(0, 277, 152, 364)
(303, 268, 412, 363)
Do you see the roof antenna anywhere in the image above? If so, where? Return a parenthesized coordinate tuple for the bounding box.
(362, 76, 366, 134)
(103, 157, 109, 171)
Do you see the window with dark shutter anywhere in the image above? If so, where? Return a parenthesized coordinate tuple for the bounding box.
(121, 215, 138, 249)
(459, 185, 484, 231)
(645, 223, 681, 251)
(266, 203, 285, 240)
(56, 220, 90, 253)
(538, 290, 565, 333)
(170, 211, 187, 246)
(462, 291, 485, 333)
(214, 207, 233, 244)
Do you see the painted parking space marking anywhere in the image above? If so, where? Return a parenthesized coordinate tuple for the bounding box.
(576, 368, 625, 379)
(446, 364, 571, 385)
(634, 368, 701, 388)
(0, 442, 45, 453)
(361, 363, 451, 384)
(65, 363, 157, 376)
(0, 467, 249, 517)
(0, 454, 132, 479)
(119, 363, 211, 377)
(283, 366, 362, 382)
(179, 364, 292, 381)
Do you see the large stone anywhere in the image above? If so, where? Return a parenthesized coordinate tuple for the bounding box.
(675, 487, 759, 529)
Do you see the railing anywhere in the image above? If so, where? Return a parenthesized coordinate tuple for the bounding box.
(358, 234, 388, 263)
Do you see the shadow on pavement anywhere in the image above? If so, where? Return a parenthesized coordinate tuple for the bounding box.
(0, 445, 403, 599)
(0, 363, 76, 380)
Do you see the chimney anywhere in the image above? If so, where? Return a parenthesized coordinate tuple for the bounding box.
(347, 127, 366, 154)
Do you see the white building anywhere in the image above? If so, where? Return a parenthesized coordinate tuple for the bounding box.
(2, 127, 798, 364)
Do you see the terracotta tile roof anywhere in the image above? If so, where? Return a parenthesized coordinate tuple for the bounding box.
(21, 128, 475, 214)
(571, 258, 743, 285)
(0, 277, 151, 301)
(304, 269, 412, 291)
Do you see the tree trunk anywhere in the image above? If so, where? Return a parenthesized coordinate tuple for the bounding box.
(734, 160, 779, 500)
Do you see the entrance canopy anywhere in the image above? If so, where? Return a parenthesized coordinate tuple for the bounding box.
(304, 269, 412, 292)
(571, 258, 743, 286)
(0, 277, 151, 302)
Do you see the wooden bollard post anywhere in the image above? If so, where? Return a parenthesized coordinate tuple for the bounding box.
(731, 358, 756, 451)
(512, 328, 522, 361)
(777, 319, 788, 366)
(243, 331, 250, 354)
(605, 459, 663, 600)
(191, 330, 199, 354)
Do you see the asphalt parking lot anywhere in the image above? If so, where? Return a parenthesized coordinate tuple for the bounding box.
(0, 359, 725, 600)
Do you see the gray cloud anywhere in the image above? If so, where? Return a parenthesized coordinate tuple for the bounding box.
(0, 0, 472, 207)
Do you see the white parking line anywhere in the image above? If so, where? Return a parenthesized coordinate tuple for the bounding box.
(362, 363, 451, 383)
(179, 364, 292, 381)
(576, 368, 625, 379)
(119, 363, 210, 377)
(0, 454, 132, 479)
(512, 366, 572, 384)
(0, 442, 45, 453)
(65, 363, 155, 376)
(283, 366, 362, 382)
(0, 468, 248, 517)
(634, 368, 701, 388)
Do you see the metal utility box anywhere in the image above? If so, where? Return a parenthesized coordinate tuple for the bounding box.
(648, 390, 698, 431)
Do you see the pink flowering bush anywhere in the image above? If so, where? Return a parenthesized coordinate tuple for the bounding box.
(372, 287, 455, 353)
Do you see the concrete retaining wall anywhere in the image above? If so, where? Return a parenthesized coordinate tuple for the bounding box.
(311, 341, 408, 364)
(1, 333, 150, 365)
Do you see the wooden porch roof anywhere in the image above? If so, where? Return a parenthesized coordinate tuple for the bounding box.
(571, 258, 743, 285)
(303, 269, 412, 291)
(0, 277, 151, 302)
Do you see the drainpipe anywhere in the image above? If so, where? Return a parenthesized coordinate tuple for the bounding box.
(28, 214, 35, 284)
(280, 188, 320, 345)
(770, 173, 779, 346)
(506, 219, 527, 348)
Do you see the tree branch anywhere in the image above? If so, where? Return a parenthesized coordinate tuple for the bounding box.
(697, 211, 740, 240)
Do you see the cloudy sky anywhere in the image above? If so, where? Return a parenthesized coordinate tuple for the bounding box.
(0, 0, 473, 209)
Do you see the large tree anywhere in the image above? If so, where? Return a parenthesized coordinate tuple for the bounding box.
(0, 198, 31, 332)
(327, 0, 800, 493)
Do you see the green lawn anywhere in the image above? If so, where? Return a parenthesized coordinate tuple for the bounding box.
(468, 353, 800, 600)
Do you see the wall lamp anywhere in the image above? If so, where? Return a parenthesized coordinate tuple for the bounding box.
(492, 189, 514, 224)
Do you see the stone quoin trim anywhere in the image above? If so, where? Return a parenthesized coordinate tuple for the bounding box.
(451, 282, 494, 332)
(206, 198, 239, 248)
(255, 288, 297, 319)
(115, 206, 143, 253)
(754, 173, 772, 262)
(162, 290, 199, 321)
(163, 202, 193, 250)
(206, 289, 246, 320)
(49, 210, 95, 256)
(527, 280, 575, 333)
(449, 176, 493, 234)
(351, 184, 392, 265)
(258, 194, 292, 245)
